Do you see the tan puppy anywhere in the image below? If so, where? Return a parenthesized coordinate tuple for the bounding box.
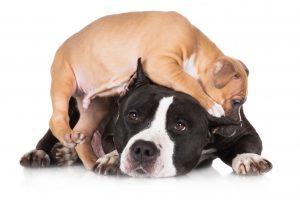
(49, 11, 249, 169)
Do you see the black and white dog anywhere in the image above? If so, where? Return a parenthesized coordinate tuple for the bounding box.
(20, 59, 272, 177)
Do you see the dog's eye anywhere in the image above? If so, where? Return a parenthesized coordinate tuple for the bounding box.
(174, 121, 186, 131)
(128, 111, 138, 121)
(231, 99, 242, 108)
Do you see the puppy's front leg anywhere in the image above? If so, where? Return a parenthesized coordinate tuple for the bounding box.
(49, 59, 84, 147)
(145, 57, 224, 117)
(73, 97, 110, 170)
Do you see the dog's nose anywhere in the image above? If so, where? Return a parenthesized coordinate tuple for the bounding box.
(130, 140, 159, 163)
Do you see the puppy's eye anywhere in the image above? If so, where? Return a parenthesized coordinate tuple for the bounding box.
(174, 121, 186, 131)
(231, 99, 242, 108)
(128, 111, 138, 121)
(234, 73, 241, 79)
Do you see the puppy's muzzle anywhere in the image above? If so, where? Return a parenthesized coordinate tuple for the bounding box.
(227, 107, 242, 122)
(212, 106, 243, 137)
(130, 140, 159, 163)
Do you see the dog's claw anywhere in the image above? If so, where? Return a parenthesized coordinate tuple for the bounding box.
(20, 150, 50, 168)
(232, 153, 272, 175)
(50, 142, 78, 166)
(93, 150, 121, 176)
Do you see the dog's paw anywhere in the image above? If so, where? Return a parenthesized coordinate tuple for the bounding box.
(232, 153, 273, 175)
(20, 150, 50, 168)
(50, 143, 78, 166)
(208, 103, 225, 117)
(63, 131, 86, 148)
(93, 150, 120, 175)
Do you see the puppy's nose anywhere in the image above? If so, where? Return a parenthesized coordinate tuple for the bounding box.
(130, 140, 159, 163)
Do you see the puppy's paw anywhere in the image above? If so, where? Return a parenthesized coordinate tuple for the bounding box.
(232, 153, 273, 175)
(50, 143, 78, 166)
(208, 103, 225, 118)
(93, 150, 120, 176)
(20, 150, 50, 168)
(63, 131, 86, 148)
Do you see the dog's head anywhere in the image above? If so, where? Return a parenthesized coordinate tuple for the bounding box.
(112, 58, 238, 177)
(203, 56, 249, 121)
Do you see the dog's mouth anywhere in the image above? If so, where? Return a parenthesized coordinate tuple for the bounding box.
(124, 162, 154, 177)
(135, 168, 146, 174)
(132, 166, 150, 176)
(120, 153, 169, 177)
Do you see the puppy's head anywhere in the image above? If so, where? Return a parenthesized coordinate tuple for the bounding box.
(205, 56, 249, 121)
(113, 58, 238, 177)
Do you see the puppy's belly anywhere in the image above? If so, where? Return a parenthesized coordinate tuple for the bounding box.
(74, 65, 136, 109)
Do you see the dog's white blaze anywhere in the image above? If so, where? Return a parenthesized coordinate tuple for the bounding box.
(120, 97, 176, 177)
(183, 54, 198, 79)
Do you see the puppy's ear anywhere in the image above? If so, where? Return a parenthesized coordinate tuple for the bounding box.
(134, 58, 151, 88)
(207, 114, 241, 137)
(212, 59, 237, 89)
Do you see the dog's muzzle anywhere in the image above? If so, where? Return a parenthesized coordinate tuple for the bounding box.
(127, 140, 160, 175)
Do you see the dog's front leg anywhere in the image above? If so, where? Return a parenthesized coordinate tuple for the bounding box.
(93, 150, 121, 176)
(217, 108, 272, 175)
(218, 134, 272, 175)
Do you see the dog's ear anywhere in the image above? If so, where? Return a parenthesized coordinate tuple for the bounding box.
(134, 57, 151, 88)
(212, 59, 237, 89)
(117, 58, 150, 104)
(207, 114, 241, 137)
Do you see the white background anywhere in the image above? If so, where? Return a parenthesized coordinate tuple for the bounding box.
(0, 0, 299, 199)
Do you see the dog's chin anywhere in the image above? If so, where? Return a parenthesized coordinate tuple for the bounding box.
(120, 160, 156, 177)
(120, 157, 176, 178)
